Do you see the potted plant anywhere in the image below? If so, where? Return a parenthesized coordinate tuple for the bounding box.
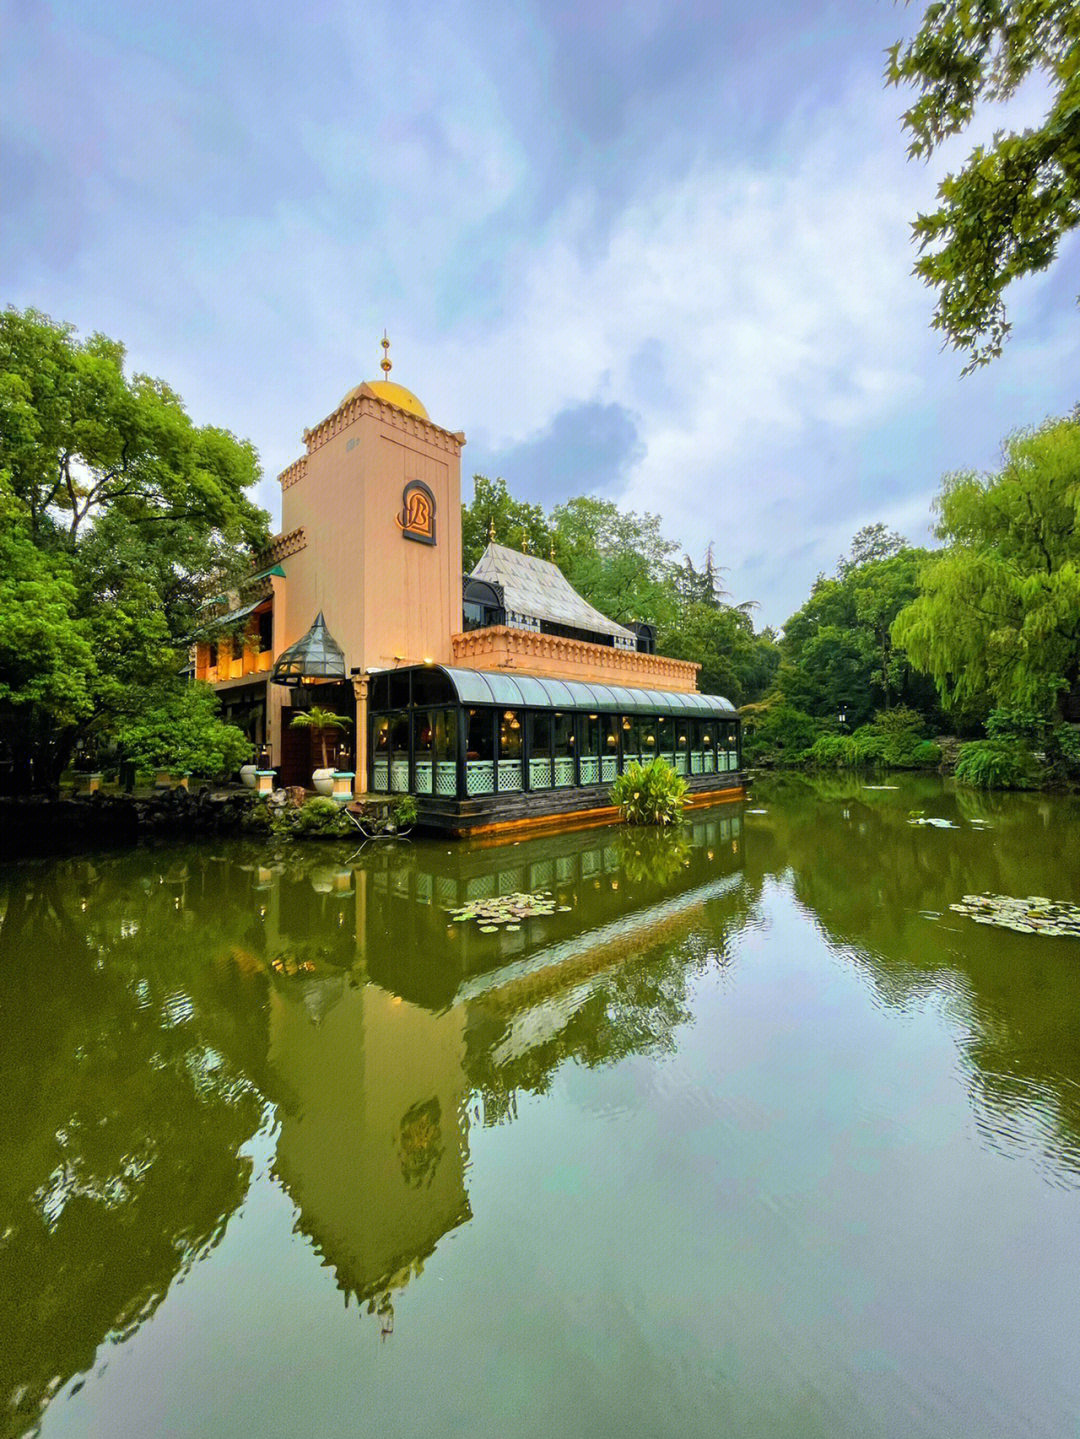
(289, 705, 353, 795)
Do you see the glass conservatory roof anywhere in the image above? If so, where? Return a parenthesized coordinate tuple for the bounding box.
(381, 665, 736, 716)
(270, 610, 347, 686)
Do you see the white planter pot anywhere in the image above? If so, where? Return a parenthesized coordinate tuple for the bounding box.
(239, 764, 258, 790)
(312, 768, 335, 796)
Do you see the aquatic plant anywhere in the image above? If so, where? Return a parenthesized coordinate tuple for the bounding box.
(446, 890, 572, 930)
(611, 758, 688, 826)
(949, 893, 1080, 938)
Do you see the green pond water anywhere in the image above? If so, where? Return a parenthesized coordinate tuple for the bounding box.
(2, 775, 1080, 1439)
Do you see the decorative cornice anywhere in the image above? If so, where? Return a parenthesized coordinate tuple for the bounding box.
(278, 456, 308, 490)
(302, 393, 465, 458)
(254, 527, 307, 567)
(450, 625, 700, 689)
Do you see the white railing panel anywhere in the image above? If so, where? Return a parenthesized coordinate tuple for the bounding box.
(390, 759, 410, 792)
(498, 762, 523, 792)
(414, 760, 433, 794)
(554, 757, 575, 787)
(465, 761, 494, 795)
(435, 762, 457, 796)
(373, 759, 389, 791)
(529, 758, 552, 789)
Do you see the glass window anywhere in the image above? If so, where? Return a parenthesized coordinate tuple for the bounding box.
(373, 715, 391, 753)
(620, 714, 638, 754)
(389, 671, 410, 709)
(412, 668, 453, 708)
(529, 710, 553, 757)
(553, 712, 575, 757)
(641, 718, 658, 756)
(413, 710, 434, 758)
(582, 715, 601, 756)
(657, 715, 673, 754)
(603, 717, 619, 753)
(484, 673, 526, 707)
(499, 710, 523, 759)
(434, 709, 457, 761)
(390, 713, 410, 756)
(466, 708, 494, 761)
(676, 724, 689, 751)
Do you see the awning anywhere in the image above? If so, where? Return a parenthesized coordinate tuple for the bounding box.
(192, 596, 267, 637)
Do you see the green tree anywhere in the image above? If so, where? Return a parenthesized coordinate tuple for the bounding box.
(892, 412, 1080, 714)
(0, 309, 269, 790)
(461, 474, 552, 571)
(888, 0, 1080, 368)
(115, 683, 252, 778)
(551, 495, 680, 627)
(657, 601, 778, 704)
(776, 540, 934, 725)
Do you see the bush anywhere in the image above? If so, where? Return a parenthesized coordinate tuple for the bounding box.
(955, 739, 1039, 789)
(393, 794, 418, 828)
(610, 758, 688, 826)
(741, 704, 824, 766)
(294, 796, 353, 835)
(805, 708, 940, 770)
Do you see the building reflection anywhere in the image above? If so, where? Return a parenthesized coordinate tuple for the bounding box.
(0, 808, 750, 1433)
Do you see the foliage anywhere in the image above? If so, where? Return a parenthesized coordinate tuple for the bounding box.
(114, 682, 252, 778)
(741, 703, 825, 765)
(462, 474, 552, 571)
(551, 495, 680, 629)
(986, 704, 1080, 780)
(0, 308, 268, 791)
(807, 709, 942, 771)
(393, 794, 419, 828)
(294, 796, 353, 835)
(288, 706, 353, 770)
(657, 601, 779, 706)
(955, 739, 1040, 789)
(887, 0, 1080, 368)
(778, 542, 937, 724)
(610, 757, 688, 826)
(892, 415, 1080, 714)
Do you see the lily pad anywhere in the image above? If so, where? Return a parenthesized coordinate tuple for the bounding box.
(948, 892, 1080, 938)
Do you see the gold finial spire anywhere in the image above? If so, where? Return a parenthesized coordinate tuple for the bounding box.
(549, 538, 556, 563)
(521, 529, 530, 554)
(380, 331, 392, 376)
(488, 516, 496, 542)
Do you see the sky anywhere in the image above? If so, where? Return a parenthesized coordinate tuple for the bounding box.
(4, 0, 1079, 625)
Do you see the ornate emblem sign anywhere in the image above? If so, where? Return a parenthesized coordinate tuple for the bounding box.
(397, 479, 436, 545)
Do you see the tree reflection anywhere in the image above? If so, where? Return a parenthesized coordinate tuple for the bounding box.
(745, 774, 1080, 1179)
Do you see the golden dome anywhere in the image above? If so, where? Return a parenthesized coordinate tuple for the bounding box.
(339, 379, 429, 420)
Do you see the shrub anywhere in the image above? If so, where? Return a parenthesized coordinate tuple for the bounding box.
(741, 704, 823, 765)
(911, 739, 943, 768)
(294, 796, 353, 835)
(610, 758, 688, 826)
(392, 794, 418, 828)
(955, 739, 1038, 789)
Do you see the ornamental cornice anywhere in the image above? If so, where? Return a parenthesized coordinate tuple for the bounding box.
(278, 456, 308, 490)
(450, 626, 700, 689)
(254, 527, 307, 567)
(301, 394, 465, 457)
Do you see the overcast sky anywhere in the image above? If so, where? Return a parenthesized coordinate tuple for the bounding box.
(5, 0, 1078, 623)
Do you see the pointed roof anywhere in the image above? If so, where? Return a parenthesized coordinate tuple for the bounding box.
(270, 611, 347, 686)
(470, 543, 636, 642)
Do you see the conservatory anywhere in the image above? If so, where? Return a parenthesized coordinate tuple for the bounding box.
(366, 666, 741, 831)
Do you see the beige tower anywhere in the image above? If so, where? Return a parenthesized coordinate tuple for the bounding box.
(275, 343, 465, 678)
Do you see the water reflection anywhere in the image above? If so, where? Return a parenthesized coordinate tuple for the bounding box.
(744, 774, 1080, 1180)
(0, 810, 750, 1436)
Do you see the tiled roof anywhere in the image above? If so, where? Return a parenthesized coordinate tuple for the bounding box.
(470, 543, 636, 641)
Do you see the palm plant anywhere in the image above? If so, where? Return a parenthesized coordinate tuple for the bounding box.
(288, 706, 353, 770)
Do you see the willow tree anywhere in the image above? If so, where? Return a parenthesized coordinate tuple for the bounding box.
(892, 413, 1080, 714)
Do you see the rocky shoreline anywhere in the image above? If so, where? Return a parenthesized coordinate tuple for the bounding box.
(0, 785, 254, 857)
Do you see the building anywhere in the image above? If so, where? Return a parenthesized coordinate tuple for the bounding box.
(195, 344, 744, 834)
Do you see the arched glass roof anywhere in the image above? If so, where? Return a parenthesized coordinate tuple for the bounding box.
(377, 665, 736, 716)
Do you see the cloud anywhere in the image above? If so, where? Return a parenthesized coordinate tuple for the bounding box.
(473, 401, 644, 507)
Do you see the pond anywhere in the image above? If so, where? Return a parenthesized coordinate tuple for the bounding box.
(1, 775, 1079, 1439)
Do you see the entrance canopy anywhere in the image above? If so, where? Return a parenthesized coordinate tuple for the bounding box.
(368, 665, 736, 717)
